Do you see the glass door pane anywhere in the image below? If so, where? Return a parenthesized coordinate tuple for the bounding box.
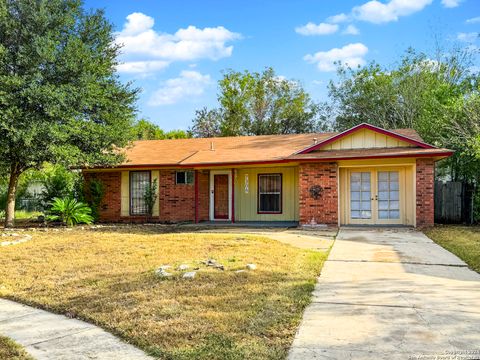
(350, 172, 371, 219)
(377, 171, 400, 219)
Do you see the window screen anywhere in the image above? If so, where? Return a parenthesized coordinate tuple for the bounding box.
(176, 171, 194, 184)
(258, 174, 282, 213)
(130, 171, 150, 215)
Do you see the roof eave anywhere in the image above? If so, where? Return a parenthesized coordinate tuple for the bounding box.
(81, 150, 454, 170)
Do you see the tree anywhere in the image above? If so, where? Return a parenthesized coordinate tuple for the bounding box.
(190, 107, 222, 138)
(328, 46, 480, 182)
(190, 67, 329, 137)
(329, 49, 478, 146)
(0, 0, 138, 227)
(131, 119, 189, 140)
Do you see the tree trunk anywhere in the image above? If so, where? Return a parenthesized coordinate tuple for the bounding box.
(4, 165, 21, 228)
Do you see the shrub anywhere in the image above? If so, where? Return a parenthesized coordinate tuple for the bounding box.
(48, 197, 93, 226)
(87, 179, 105, 221)
(40, 165, 79, 208)
(474, 189, 480, 224)
(144, 178, 158, 218)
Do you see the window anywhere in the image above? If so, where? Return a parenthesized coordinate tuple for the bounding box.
(130, 171, 151, 215)
(350, 172, 371, 219)
(258, 174, 282, 213)
(176, 171, 194, 185)
(377, 171, 400, 219)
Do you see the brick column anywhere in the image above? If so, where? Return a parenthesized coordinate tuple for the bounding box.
(299, 162, 338, 225)
(416, 158, 435, 227)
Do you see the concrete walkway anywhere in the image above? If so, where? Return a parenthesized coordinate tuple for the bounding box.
(0, 299, 153, 360)
(289, 228, 480, 360)
(195, 227, 337, 251)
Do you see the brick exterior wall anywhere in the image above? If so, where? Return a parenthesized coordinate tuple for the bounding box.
(416, 158, 435, 227)
(158, 170, 195, 222)
(83, 171, 121, 222)
(85, 160, 432, 227)
(84, 169, 211, 224)
(299, 163, 338, 225)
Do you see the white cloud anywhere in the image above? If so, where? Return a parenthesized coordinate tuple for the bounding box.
(343, 24, 360, 35)
(304, 43, 369, 72)
(441, 0, 462, 8)
(327, 13, 350, 23)
(302, 0, 432, 36)
(116, 60, 170, 74)
(120, 12, 155, 35)
(115, 12, 240, 75)
(457, 32, 479, 42)
(466, 16, 480, 24)
(295, 22, 339, 35)
(352, 0, 433, 24)
(148, 71, 211, 106)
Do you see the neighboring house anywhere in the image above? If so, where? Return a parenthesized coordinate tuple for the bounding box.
(83, 123, 453, 227)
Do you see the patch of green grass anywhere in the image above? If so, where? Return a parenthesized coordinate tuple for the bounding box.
(14, 210, 42, 220)
(0, 210, 42, 221)
(424, 225, 480, 273)
(0, 336, 33, 360)
(0, 228, 327, 359)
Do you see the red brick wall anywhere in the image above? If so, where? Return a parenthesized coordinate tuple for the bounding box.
(416, 158, 435, 227)
(299, 163, 338, 225)
(158, 170, 195, 222)
(83, 171, 121, 222)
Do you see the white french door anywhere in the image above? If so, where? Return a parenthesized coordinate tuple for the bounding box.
(348, 168, 403, 225)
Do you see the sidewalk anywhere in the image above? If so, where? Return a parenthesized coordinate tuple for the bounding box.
(0, 298, 153, 360)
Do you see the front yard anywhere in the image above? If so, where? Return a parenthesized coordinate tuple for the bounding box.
(0, 336, 33, 360)
(424, 225, 480, 273)
(0, 227, 327, 359)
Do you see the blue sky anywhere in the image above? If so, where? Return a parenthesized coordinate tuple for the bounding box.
(85, 0, 479, 131)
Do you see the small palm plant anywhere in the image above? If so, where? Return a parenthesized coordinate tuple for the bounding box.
(49, 197, 94, 226)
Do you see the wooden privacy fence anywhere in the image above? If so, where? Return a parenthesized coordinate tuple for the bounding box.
(434, 181, 475, 224)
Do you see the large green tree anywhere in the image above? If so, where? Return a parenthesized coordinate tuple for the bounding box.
(328, 47, 480, 183)
(190, 67, 329, 137)
(0, 0, 138, 227)
(131, 119, 189, 140)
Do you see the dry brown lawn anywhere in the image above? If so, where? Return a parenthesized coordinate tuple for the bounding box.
(0, 336, 33, 360)
(0, 226, 327, 359)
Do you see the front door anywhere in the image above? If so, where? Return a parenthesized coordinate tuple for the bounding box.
(213, 174, 229, 220)
(348, 168, 403, 225)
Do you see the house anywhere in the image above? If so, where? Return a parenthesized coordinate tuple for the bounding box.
(83, 123, 453, 227)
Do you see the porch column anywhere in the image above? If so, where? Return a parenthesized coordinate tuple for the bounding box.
(231, 168, 235, 223)
(194, 169, 199, 223)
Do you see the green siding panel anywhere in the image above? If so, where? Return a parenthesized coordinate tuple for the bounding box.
(234, 167, 299, 221)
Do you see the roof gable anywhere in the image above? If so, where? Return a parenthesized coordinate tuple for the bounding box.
(297, 123, 435, 154)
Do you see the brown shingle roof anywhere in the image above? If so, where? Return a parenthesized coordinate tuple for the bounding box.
(289, 147, 453, 161)
(113, 128, 450, 168)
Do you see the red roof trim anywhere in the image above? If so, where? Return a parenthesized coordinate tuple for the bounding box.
(297, 123, 436, 154)
(83, 151, 453, 170)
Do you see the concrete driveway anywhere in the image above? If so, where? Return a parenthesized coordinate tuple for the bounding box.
(289, 228, 480, 360)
